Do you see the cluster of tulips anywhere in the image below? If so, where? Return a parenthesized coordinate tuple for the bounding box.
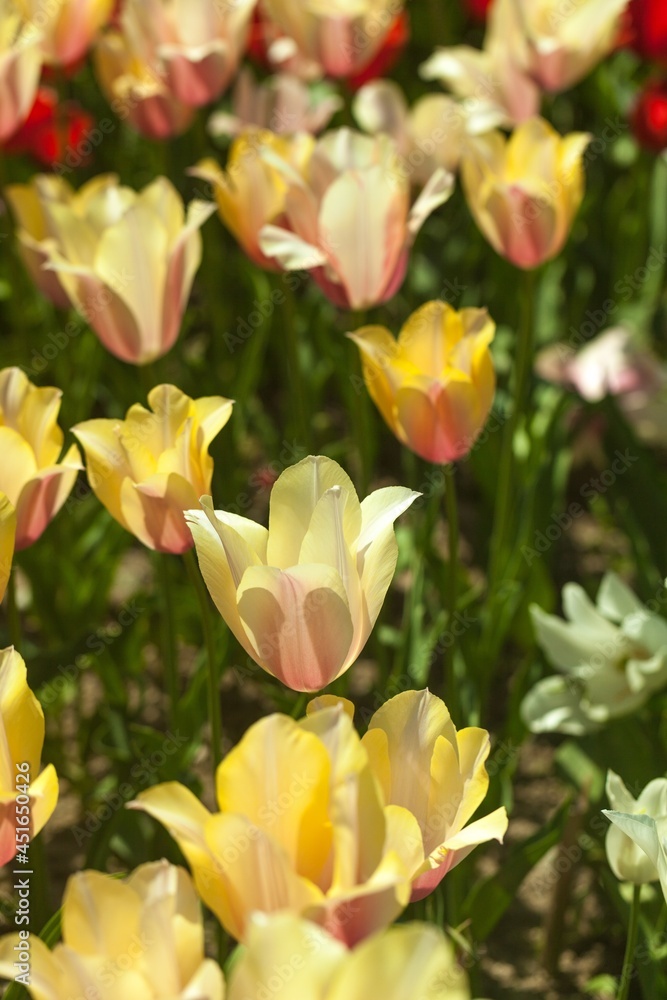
(1, 0, 667, 997)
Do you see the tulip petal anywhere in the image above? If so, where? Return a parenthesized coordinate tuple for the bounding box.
(347, 325, 404, 437)
(61, 870, 142, 957)
(130, 781, 213, 876)
(530, 603, 611, 673)
(597, 572, 646, 622)
(120, 473, 198, 553)
(28, 763, 59, 841)
(0, 426, 38, 507)
(520, 674, 594, 734)
(407, 167, 455, 239)
(236, 563, 354, 691)
(0, 495, 16, 604)
(14, 444, 82, 549)
(357, 487, 420, 556)
(0, 935, 60, 1000)
(72, 419, 132, 531)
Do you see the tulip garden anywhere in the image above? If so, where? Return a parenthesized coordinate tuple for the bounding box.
(2, 0, 667, 998)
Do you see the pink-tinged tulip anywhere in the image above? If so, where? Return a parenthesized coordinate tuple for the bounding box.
(95, 28, 195, 138)
(132, 701, 425, 945)
(353, 81, 465, 182)
(260, 128, 454, 309)
(0, 367, 81, 549)
(116, 0, 255, 109)
(362, 690, 508, 901)
(349, 301, 496, 464)
(460, 117, 591, 270)
(0, 3, 43, 143)
(19, 0, 114, 66)
(36, 174, 214, 364)
(208, 66, 342, 138)
(73, 385, 233, 554)
(259, 0, 406, 79)
(0, 646, 59, 867)
(185, 455, 419, 691)
(6, 175, 74, 309)
(0, 861, 224, 998)
(228, 914, 474, 1000)
(192, 130, 316, 271)
(0, 496, 15, 603)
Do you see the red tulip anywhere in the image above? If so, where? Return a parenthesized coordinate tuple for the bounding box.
(3, 87, 94, 168)
(632, 79, 667, 152)
(626, 0, 667, 62)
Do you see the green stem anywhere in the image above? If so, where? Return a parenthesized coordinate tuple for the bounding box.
(183, 548, 222, 776)
(443, 463, 459, 711)
(487, 268, 536, 592)
(617, 883, 642, 1000)
(7, 568, 21, 649)
(157, 554, 180, 730)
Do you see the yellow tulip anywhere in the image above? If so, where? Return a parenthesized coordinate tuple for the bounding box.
(460, 117, 591, 270)
(73, 385, 233, 554)
(0, 496, 16, 604)
(18, 0, 113, 66)
(0, 861, 224, 999)
(259, 128, 454, 309)
(0, 367, 81, 549)
(228, 914, 473, 1000)
(185, 455, 419, 691)
(132, 701, 425, 946)
(20, 173, 214, 364)
(0, 646, 59, 867)
(191, 130, 316, 271)
(362, 690, 508, 900)
(0, 2, 43, 143)
(349, 301, 496, 464)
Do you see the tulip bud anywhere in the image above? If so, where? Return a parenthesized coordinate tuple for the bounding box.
(73, 385, 233, 554)
(349, 301, 496, 464)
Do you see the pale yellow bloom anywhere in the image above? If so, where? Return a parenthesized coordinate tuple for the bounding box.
(192, 130, 316, 270)
(349, 301, 496, 464)
(18, 0, 114, 66)
(0, 646, 59, 866)
(0, 861, 224, 998)
(0, 496, 16, 604)
(0, 2, 43, 142)
(460, 117, 590, 269)
(605, 771, 667, 884)
(0, 367, 81, 549)
(185, 455, 418, 691)
(73, 385, 233, 554)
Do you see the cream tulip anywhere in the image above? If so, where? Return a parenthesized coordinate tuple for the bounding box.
(192, 130, 316, 271)
(0, 367, 81, 549)
(73, 385, 233, 554)
(605, 771, 667, 884)
(132, 701, 424, 945)
(185, 455, 419, 691)
(0, 861, 224, 998)
(0, 646, 59, 867)
(260, 128, 454, 309)
(31, 174, 214, 364)
(0, 2, 43, 143)
(362, 689, 508, 900)
(349, 301, 496, 464)
(460, 117, 590, 270)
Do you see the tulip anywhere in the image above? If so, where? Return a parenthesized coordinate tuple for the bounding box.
(0, 367, 81, 549)
(19, 0, 114, 67)
(5, 175, 74, 308)
(0, 646, 59, 866)
(0, 860, 224, 998)
(349, 301, 496, 465)
(2, 86, 94, 168)
(605, 771, 667, 884)
(460, 117, 591, 270)
(32, 174, 214, 364)
(227, 914, 474, 1000)
(0, 2, 43, 143)
(260, 0, 407, 79)
(192, 130, 316, 271)
(132, 700, 425, 945)
(603, 810, 667, 905)
(626, 0, 667, 62)
(632, 79, 667, 153)
(208, 67, 342, 138)
(353, 81, 465, 182)
(487, 0, 629, 94)
(72, 385, 233, 554)
(95, 28, 195, 138)
(117, 0, 255, 108)
(0, 496, 15, 603)
(521, 573, 667, 734)
(185, 455, 419, 691)
(260, 128, 454, 309)
(361, 689, 508, 901)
